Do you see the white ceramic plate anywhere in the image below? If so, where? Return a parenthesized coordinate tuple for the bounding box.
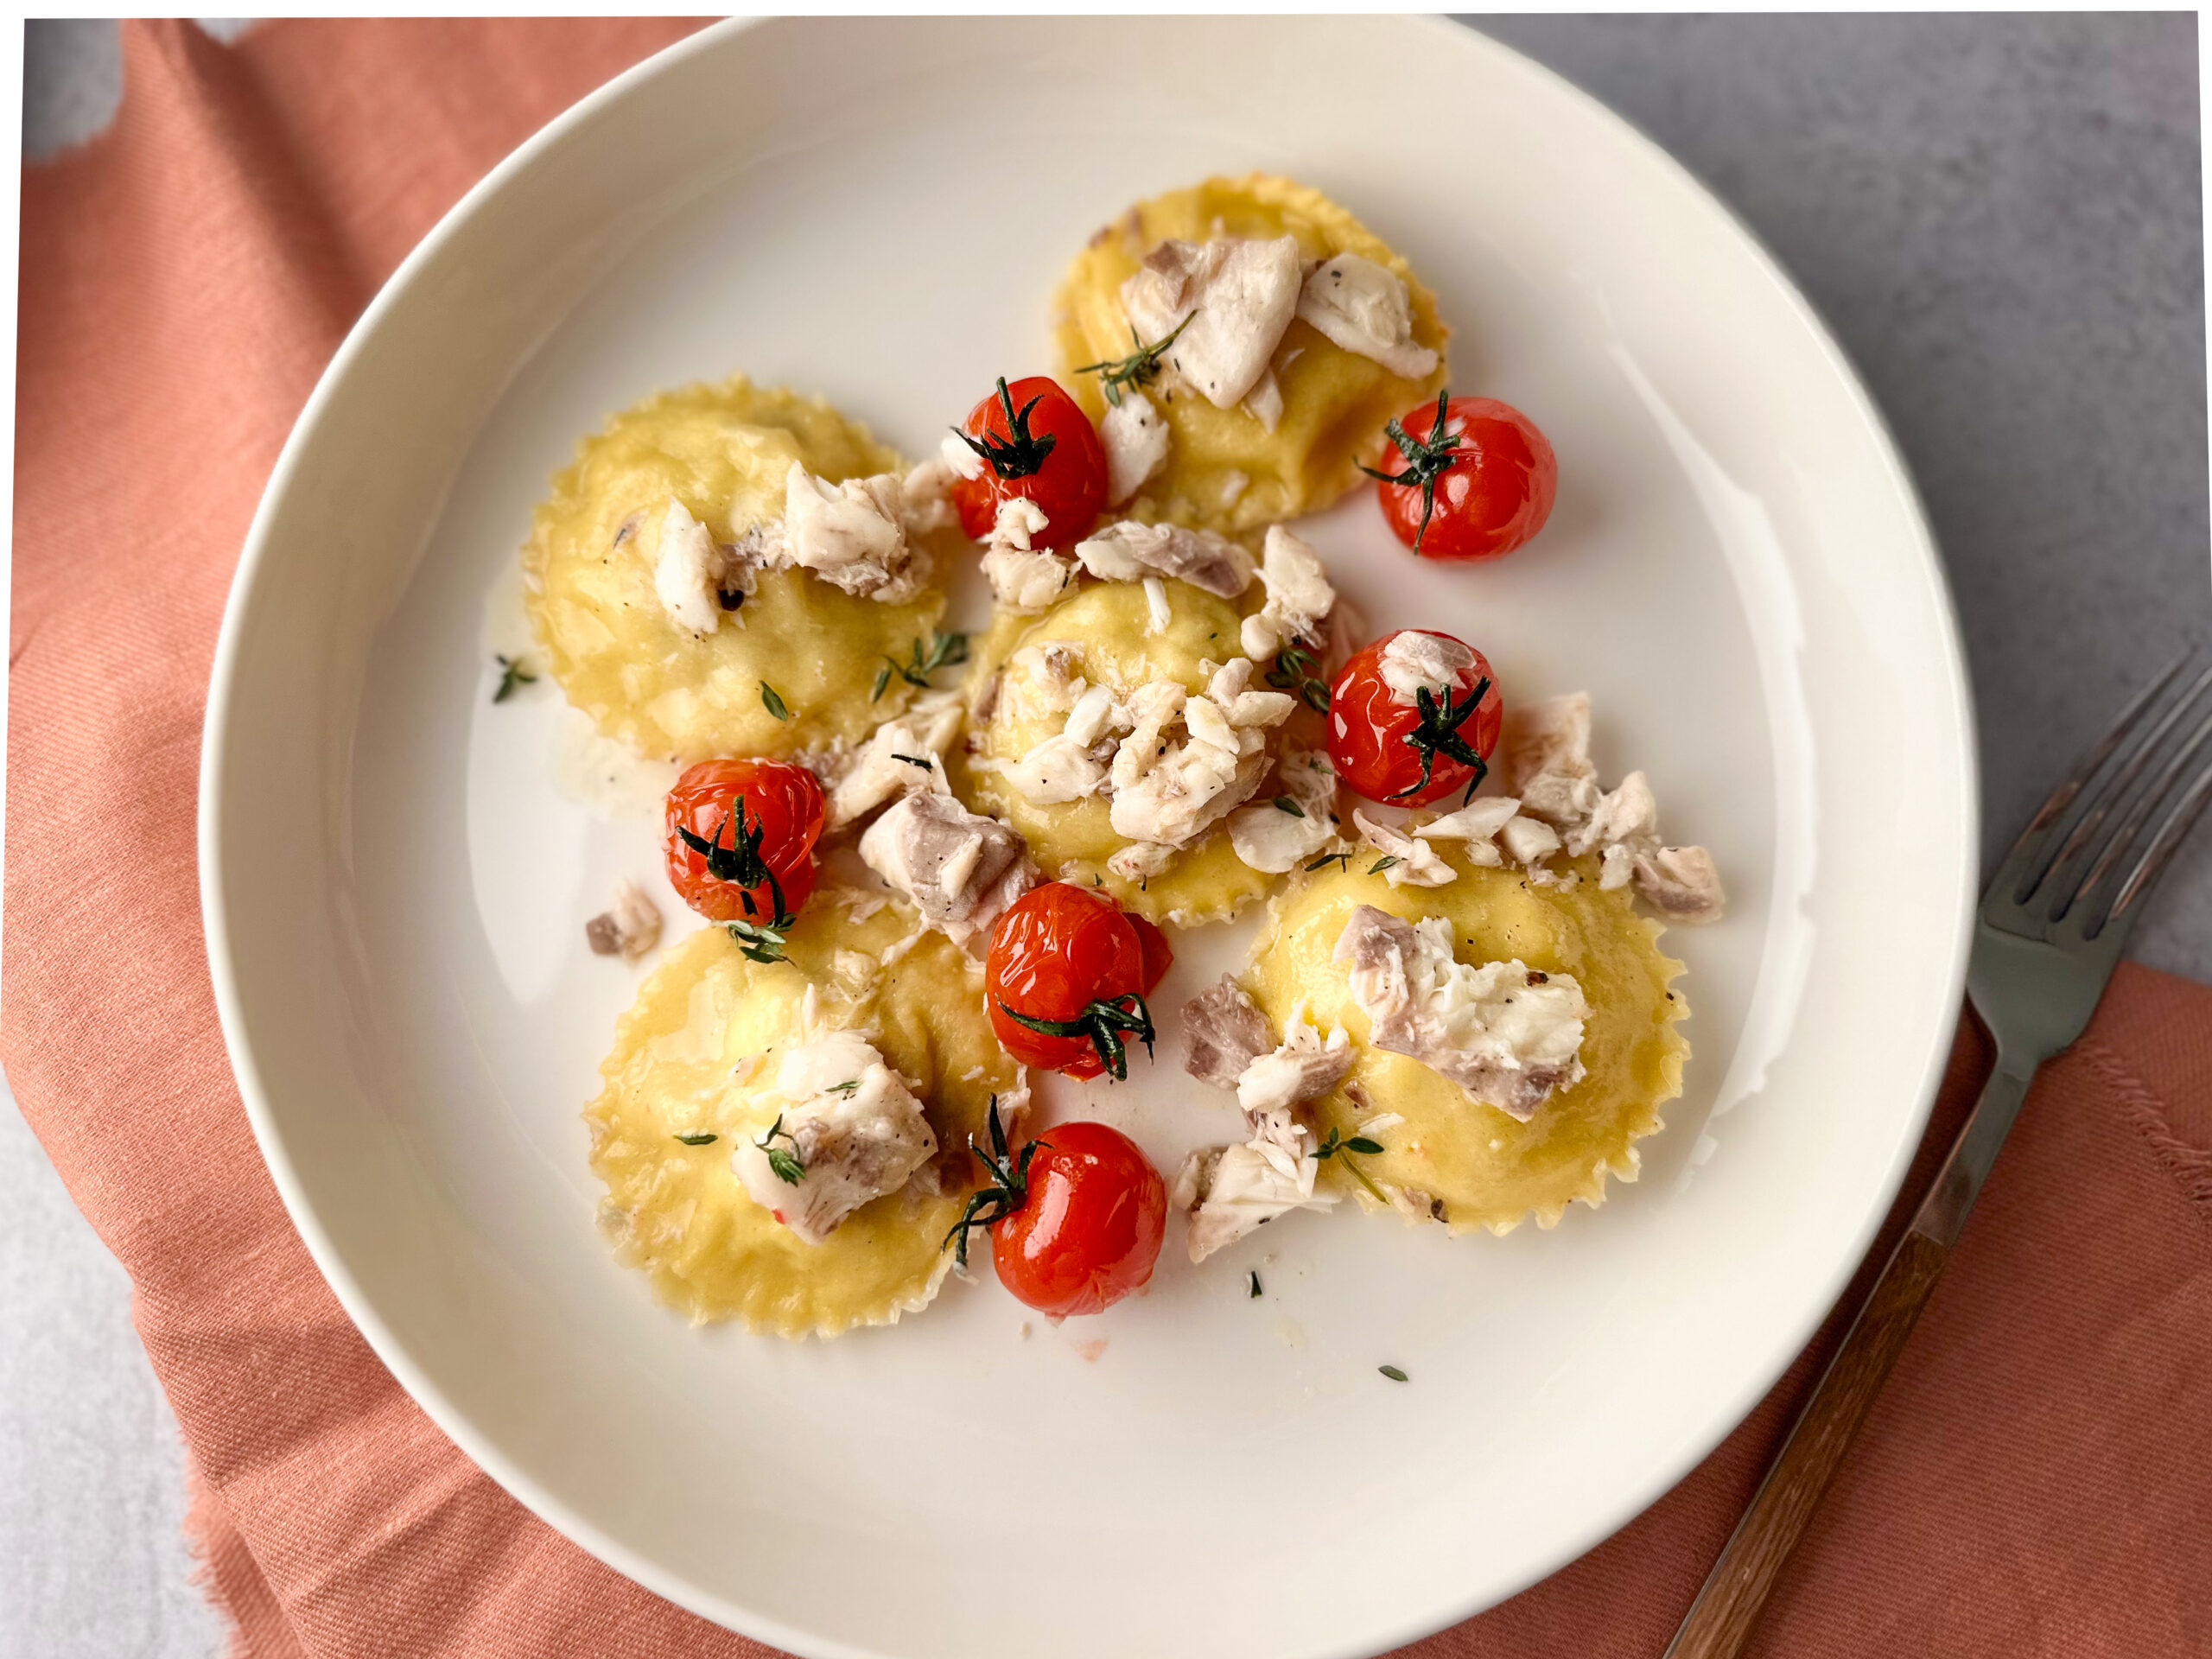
(200, 18, 1975, 1659)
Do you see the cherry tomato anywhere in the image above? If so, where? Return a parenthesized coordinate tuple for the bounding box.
(944, 1106, 1166, 1319)
(950, 375, 1107, 551)
(1328, 630, 1504, 808)
(988, 1122, 1166, 1317)
(986, 882, 1160, 1081)
(1372, 392, 1556, 562)
(663, 759, 824, 925)
(1128, 915, 1175, 995)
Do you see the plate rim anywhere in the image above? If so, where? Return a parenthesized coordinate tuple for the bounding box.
(198, 16, 1979, 1656)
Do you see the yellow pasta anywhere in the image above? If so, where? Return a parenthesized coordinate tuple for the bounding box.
(1054, 174, 1450, 537)
(586, 893, 1017, 1337)
(959, 581, 1277, 926)
(524, 377, 950, 763)
(1246, 851, 1688, 1233)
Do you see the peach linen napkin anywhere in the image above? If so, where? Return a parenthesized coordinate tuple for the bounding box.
(10, 20, 2211, 1659)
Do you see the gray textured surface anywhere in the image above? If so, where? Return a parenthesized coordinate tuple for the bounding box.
(7, 16, 2208, 1656)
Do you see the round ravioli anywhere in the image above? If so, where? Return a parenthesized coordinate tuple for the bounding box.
(1053, 174, 1450, 536)
(1247, 852, 1688, 1233)
(585, 891, 1018, 1336)
(960, 580, 1277, 927)
(524, 377, 950, 763)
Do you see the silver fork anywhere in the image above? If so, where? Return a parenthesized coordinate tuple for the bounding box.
(1667, 647, 2212, 1659)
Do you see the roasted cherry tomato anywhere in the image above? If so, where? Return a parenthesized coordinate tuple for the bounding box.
(1128, 914, 1175, 996)
(986, 882, 1163, 1081)
(663, 758, 824, 928)
(945, 1104, 1166, 1319)
(1328, 629, 1503, 808)
(1370, 391, 1556, 562)
(950, 375, 1107, 551)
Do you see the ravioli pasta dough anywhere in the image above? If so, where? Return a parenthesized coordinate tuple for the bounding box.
(524, 377, 949, 763)
(1054, 174, 1450, 536)
(586, 894, 1017, 1337)
(962, 580, 1276, 926)
(1247, 852, 1688, 1233)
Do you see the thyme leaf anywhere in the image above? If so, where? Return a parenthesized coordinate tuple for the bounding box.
(1304, 849, 1354, 873)
(893, 753, 936, 770)
(493, 654, 536, 703)
(996, 993, 1156, 1082)
(872, 663, 893, 702)
(1273, 795, 1306, 817)
(941, 1098, 1048, 1269)
(673, 1131, 719, 1147)
(1313, 1126, 1389, 1204)
(1248, 1269, 1262, 1300)
(885, 630, 970, 692)
(755, 1115, 805, 1185)
(1359, 388, 1463, 556)
(824, 1079, 861, 1095)
(1072, 311, 1194, 408)
(954, 378, 1058, 480)
(1262, 639, 1332, 714)
(760, 682, 790, 721)
(1368, 855, 1401, 875)
(1379, 1364, 1409, 1382)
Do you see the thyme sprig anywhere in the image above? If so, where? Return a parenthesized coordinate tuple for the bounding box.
(1073, 311, 1194, 408)
(941, 1098, 1046, 1270)
(678, 802, 797, 961)
(1305, 849, 1353, 874)
(1313, 1125, 1389, 1204)
(755, 1115, 805, 1185)
(1264, 640, 1332, 714)
(493, 654, 536, 703)
(998, 992, 1156, 1082)
(1389, 677, 1493, 805)
(878, 631, 970, 700)
(1359, 388, 1464, 556)
(955, 378, 1058, 480)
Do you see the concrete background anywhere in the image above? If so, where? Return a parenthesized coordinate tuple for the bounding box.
(8, 15, 2208, 1656)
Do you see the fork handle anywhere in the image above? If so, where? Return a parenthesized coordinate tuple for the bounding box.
(1662, 1225, 1952, 1658)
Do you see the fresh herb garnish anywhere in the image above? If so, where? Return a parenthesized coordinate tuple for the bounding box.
(493, 654, 536, 703)
(755, 1115, 805, 1185)
(942, 1098, 1046, 1269)
(1389, 677, 1493, 804)
(1072, 311, 1194, 408)
(760, 682, 790, 721)
(1379, 1364, 1409, 1382)
(1273, 795, 1306, 817)
(824, 1079, 861, 1095)
(1313, 1125, 1389, 1204)
(1305, 849, 1354, 873)
(893, 753, 936, 771)
(673, 1131, 719, 1147)
(1360, 387, 1464, 556)
(1263, 640, 1332, 714)
(997, 993, 1156, 1082)
(677, 801, 789, 916)
(880, 631, 970, 701)
(955, 378, 1058, 480)
(1248, 1269, 1262, 1300)
(1368, 855, 1401, 875)
(725, 915, 793, 964)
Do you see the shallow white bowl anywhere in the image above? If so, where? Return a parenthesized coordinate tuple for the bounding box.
(200, 17, 1974, 1659)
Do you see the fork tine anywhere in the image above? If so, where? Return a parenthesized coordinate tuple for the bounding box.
(2100, 748, 2212, 931)
(2002, 646, 2200, 904)
(2021, 654, 2212, 904)
(2063, 690, 2212, 924)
